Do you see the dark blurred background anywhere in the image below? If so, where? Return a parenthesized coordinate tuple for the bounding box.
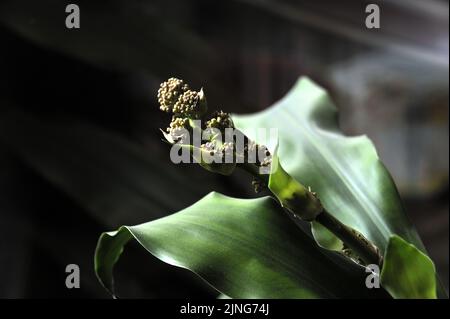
(0, 0, 448, 298)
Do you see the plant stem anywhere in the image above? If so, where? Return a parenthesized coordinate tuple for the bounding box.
(238, 163, 383, 267)
(316, 210, 383, 266)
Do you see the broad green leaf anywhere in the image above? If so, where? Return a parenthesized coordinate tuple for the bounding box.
(268, 147, 322, 221)
(233, 77, 444, 298)
(381, 235, 437, 299)
(311, 222, 343, 251)
(95, 192, 388, 298)
(233, 77, 423, 253)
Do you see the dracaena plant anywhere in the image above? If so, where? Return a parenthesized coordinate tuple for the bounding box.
(94, 77, 445, 299)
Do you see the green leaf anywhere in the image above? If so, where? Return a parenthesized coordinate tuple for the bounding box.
(93, 77, 441, 298)
(268, 147, 322, 221)
(381, 235, 437, 299)
(95, 192, 387, 298)
(233, 77, 423, 253)
(310, 222, 343, 251)
(233, 77, 445, 298)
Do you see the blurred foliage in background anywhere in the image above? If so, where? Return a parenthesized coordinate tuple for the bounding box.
(0, 0, 448, 297)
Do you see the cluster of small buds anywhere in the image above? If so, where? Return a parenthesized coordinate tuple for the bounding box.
(206, 111, 234, 131)
(200, 141, 218, 157)
(157, 78, 189, 113)
(245, 141, 272, 168)
(200, 141, 236, 163)
(167, 116, 189, 141)
(167, 116, 188, 132)
(157, 77, 207, 119)
(173, 89, 206, 117)
(158, 77, 271, 177)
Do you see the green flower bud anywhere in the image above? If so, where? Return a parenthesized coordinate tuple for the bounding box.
(157, 77, 189, 113)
